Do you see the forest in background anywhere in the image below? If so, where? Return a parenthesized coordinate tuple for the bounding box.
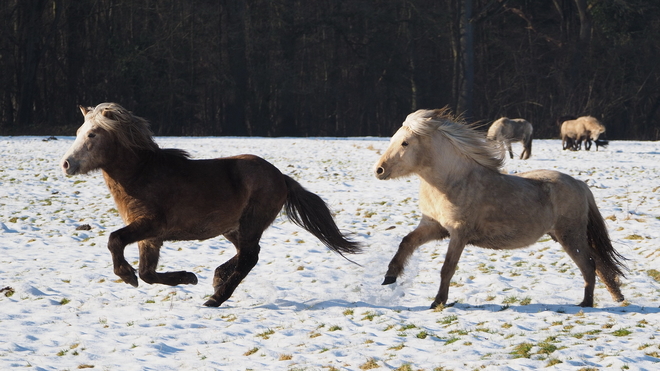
(1, 0, 659, 139)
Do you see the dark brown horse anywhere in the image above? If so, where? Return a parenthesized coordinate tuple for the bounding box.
(60, 103, 361, 307)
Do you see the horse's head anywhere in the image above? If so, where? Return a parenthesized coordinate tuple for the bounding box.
(60, 103, 155, 175)
(375, 108, 503, 180)
(374, 110, 440, 180)
(589, 123, 606, 140)
(374, 127, 421, 180)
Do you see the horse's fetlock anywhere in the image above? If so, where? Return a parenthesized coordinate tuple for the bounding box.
(138, 271, 158, 284)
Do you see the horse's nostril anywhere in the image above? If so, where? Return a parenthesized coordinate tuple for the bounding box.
(376, 167, 384, 175)
(62, 160, 70, 170)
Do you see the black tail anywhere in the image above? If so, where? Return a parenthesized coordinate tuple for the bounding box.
(283, 176, 362, 261)
(587, 200, 627, 278)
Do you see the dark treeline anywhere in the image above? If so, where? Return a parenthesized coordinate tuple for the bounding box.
(1, 0, 659, 139)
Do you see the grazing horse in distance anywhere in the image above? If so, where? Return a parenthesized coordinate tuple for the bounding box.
(60, 103, 361, 307)
(374, 108, 626, 309)
(486, 117, 533, 160)
(560, 116, 607, 151)
(578, 116, 607, 151)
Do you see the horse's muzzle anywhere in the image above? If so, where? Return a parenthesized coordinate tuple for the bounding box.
(374, 166, 390, 180)
(61, 158, 79, 175)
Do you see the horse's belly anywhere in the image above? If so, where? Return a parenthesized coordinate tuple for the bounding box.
(163, 216, 239, 241)
(470, 229, 549, 250)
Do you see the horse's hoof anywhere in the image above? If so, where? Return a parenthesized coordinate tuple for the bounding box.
(430, 300, 454, 309)
(578, 301, 593, 308)
(184, 272, 198, 285)
(122, 275, 139, 288)
(203, 298, 220, 307)
(382, 276, 397, 285)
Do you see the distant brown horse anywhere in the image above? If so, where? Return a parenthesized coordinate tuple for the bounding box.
(486, 117, 533, 160)
(60, 103, 361, 307)
(374, 108, 626, 308)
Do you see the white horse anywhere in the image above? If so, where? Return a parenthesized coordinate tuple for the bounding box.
(374, 108, 626, 309)
(486, 117, 533, 159)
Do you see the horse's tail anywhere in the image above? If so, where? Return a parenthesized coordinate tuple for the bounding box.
(587, 197, 627, 300)
(283, 175, 362, 260)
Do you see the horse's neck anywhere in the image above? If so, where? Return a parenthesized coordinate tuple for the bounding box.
(100, 149, 156, 202)
(419, 141, 466, 184)
(417, 146, 497, 197)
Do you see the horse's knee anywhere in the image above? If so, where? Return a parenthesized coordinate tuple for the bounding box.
(107, 232, 125, 253)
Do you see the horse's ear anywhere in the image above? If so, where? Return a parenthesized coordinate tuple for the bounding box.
(101, 108, 118, 121)
(79, 105, 89, 116)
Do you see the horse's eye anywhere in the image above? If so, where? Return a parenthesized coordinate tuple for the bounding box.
(402, 141, 409, 147)
(88, 133, 96, 138)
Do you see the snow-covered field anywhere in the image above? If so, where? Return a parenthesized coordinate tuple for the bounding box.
(1, 136, 659, 371)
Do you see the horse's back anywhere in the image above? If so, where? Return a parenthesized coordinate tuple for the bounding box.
(560, 119, 583, 137)
(153, 154, 288, 240)
(517, 169, 591, 218)
(488, 118, 531, 140)
(510, 118, 532, 139)
(197, 154, 288, 210)
(577, 116, 605, 137)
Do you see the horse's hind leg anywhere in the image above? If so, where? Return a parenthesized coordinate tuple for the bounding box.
(520, 138, 532, 160)
(137, 239, 198, 286)
(211, 231, 240, 291)
(555, 230, 597, 307)
(204, 213, 272, 307)
(204, 238, 260, 307)
(383, 217, 449, 285)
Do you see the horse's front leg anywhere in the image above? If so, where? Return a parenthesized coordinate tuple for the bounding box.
(432, 236, 467, 309)
(107, 220, 161, 287)
(137, 239, 198, 286)
(382, 218, 449, 285)
(506, 143, 514, 159)
(585, 138, 592, 151)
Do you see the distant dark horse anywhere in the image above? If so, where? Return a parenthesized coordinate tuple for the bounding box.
(60, 103, 361, 307)
(374, 109, 626, 308)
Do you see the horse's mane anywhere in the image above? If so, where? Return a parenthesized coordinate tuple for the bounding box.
(403, 108, 504, 171)
(86, 103, 190, 158)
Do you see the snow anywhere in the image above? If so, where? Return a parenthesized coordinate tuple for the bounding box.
(1, 136, 659, 370)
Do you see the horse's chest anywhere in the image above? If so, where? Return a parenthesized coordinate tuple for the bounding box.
(419, 187, 459, 224)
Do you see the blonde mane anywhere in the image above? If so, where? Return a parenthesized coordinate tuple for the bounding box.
(87, 103, 159, 153)
(403, 108, 504, 171)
